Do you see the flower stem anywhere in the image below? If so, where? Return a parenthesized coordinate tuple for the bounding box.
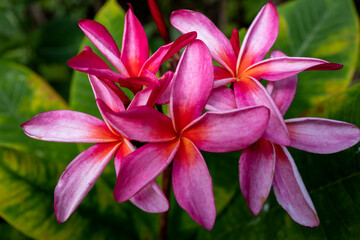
(159, 164, 172, 240)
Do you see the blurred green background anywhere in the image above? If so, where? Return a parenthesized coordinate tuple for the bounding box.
(0, 0, 359, 239)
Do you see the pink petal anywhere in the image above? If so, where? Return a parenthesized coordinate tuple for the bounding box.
(94, 76, 130, 105)
(205, 86, 237, 111)
(172, 137, 215, 230)
(266, 50, 298, 116)
(243, 57, 342, 81)
(272, 145, 319, 227)
(142, 32, 197, 74)
(170, 10, 236, 74)
(183, 106, 270, 152)
(114, 140, 180, 202)
(78, 19, 129, 75)
(98, 101, 176, 143)
(156, 72, 175, 105)
(213, 66, 236, 88)
(89, 74, 125, 114)
(239, 138, 275, 215)
(214, 65, 234, 80)
(21, 110, 119, 143)
(230, 28, 240, 56)
(121, 8, 149, 76)
(67, 49, 125, 82)
(286, 118, 360, 154)
(130, 181, 169, 213)
(236, 2, 278, 74)
(170, 40, 213, 132)
(128, 71, 173, 109)
(234, 78, 290, 146)
(54, 142, 120, 222)
(114, 139, 134, 176)
(113, 140, 169, 213)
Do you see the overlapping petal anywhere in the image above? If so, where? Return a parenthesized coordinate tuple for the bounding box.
(98, 102, 176, 143)
(234, 78, 290, 146)
(239, 138, 275, 215)
(54, 142, 121, 222)
(114, 140, 180, 202)
(114, 141, 169, 213)
(78, 19, 128, 75)
(89, 74, 125, 114)
(68, 49, 125, 82)
(141, 32, 197, 74)
(205, 86, 237, 111)
(272, 145, 319, 227)
(171, 10, 236, 74)
(170, 40, 213, 132)
(172, 137, 215, 230)
(130, 181, 169, 213)
(21, 110, 119, 143)
(266, 50, 298, 116)
(183, 106, 270, 152)
(286, 118, 360, 154)
(121, 8, 149, 76)
(236, 2, 278, 74)
(243, 57, 343, 81)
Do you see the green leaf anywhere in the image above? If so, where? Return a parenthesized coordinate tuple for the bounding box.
(0, 60, 152, 239)
(69, 0, 126, 118)
(274, 0, 359, 117)
(196, 83, 360, 240)
(0, 148, 139, 240)
(0, 60, 76, 162)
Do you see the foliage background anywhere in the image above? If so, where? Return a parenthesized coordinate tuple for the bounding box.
(0, 0, 359, 239)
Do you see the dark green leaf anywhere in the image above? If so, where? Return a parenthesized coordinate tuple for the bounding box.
(274, 0, 359, 117)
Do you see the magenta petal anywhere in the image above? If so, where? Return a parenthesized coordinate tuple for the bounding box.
(89, 74, 125, 114)
(244, 57, 338, 81)
(114, 139, 134, 176)
(170, 10, 236, 74)
(205, 86, 237, 111)
(78, 19, 129, 75)
(21, 110, 119, 143)
(234, 78, 290, 146)
(114, 140, 180, 202)
(121, 9, 149, 76)
(142, 32, 197, 74)
(273, 145, 319, 227)
(156, 71, 175, 105)
(98, 101, 176, 143)
(183, 106, 270, 152)
(239, 138, 275, 215)
(54, 142, 120, 222)
(128, 71, 173, 109)
(237, 2, 278, 73)
(170, 40, 214, 132)
(230, 28, 240, 56)
(68, 49, 126, 82)
(266, 50, 298, 116)
(172, 137, 216, 230)
(130, 181, 169, 213)
(286, 118, 360, 154)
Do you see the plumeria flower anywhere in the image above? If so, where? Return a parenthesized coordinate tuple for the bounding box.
(21, 74, 170, 223)
(98, 40, 271, 230)
(170, 1, 342, 146)
(68, 7, 196, 102)
(207, 50, 360, 227)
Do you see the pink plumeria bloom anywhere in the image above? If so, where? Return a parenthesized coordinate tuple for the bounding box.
(207, 50, 360, 227)
(68, 8, 196, 99)
(98, 40, 270, 230)
(170, 2, 342, 146)
(21, 75, 170, 223)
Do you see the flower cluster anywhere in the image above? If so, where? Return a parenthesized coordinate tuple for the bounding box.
(22, 2, 360, 230)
